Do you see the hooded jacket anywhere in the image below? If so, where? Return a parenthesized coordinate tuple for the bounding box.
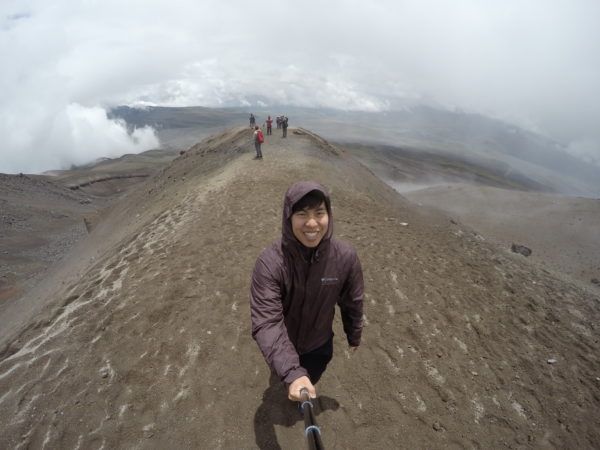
(250, 181, 364, 384)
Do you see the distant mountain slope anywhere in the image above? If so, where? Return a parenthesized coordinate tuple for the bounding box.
(342, 142, 552, 192)
(109, 106, 246, 130)
(1, 127, 598, 449)
(109, 106, 248, 150)
(50, 147, 178, 194)
(111, 105, 600, 196)
(287, 106, 600, 196)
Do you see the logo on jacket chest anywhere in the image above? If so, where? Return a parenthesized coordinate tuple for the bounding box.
(320, 277, 339, 286)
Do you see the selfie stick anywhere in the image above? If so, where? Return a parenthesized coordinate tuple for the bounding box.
(300, 388, 324, 450)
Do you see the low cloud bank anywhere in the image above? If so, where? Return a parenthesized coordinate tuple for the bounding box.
(565, 139, 600, 166)
(1, 1, 599, 173)
(0, 104, 158, 174)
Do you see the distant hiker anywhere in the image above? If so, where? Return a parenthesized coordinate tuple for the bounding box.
(276, 116, 282, 129)
(253, 125, 264, 159)
(266, 116, 273, 135)
(250, 181, 364, 402)
(249, 113, 256, 128)
(282, 116, 288, 138)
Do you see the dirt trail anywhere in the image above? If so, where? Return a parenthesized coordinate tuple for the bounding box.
(0, 127, 599, 449)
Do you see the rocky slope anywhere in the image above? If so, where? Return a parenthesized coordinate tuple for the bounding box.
(0, 173, 95, 304)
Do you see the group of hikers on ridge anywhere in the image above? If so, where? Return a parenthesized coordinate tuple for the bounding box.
(250, 113, 289, 160)
(249, 113, 288, 133)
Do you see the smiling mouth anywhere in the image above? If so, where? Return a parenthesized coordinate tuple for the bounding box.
(304, 231, 320, 240)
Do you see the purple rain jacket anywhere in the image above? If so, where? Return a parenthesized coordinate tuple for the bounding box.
(250, 181, 364, 384)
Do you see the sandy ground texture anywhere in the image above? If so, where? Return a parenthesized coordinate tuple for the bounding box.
(401, 184, 600, 290)
(1, 127, 599, 449)
(0, 148, 179, 343)
(343, 143, 600, 291)
(0, 174, 96, 304)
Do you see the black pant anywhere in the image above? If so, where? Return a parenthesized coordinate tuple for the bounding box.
(299, 336, 333, 384)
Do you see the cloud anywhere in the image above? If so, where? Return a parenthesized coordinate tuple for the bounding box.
(566, 139, 600, 166)
(1, 0, 599, 173)
(1, 103, 158, 173)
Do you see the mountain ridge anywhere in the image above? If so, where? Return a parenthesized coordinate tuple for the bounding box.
(110, 105, 600, 197)
(0, 127, 598, 449)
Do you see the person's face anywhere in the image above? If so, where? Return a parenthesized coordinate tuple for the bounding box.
(291, 202, 329, 248)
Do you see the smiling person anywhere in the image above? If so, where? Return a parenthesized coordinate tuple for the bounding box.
(250, 181, 364, 402)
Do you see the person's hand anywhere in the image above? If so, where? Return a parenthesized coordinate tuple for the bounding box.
(288, 376, 316, 401)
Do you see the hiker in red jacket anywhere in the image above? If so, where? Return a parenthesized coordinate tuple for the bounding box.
(250, 181, 364, 401)
(253, 125, 264, 159)
(266, 116, 273, 135)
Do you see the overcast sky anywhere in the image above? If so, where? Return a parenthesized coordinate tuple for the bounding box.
(1, 0, 599, 173)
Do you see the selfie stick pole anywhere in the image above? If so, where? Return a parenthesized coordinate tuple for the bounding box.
(300, 388, 324, 450)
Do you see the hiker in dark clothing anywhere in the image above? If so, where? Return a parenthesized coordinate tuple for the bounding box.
(249, 113, 256, 128)
(250, 181, 364, 401)
(282, 116, 288, 138)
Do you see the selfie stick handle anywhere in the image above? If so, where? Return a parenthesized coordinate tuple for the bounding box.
(300, 388, 324, 450)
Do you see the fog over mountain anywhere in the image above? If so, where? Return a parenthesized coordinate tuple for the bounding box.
(1, 0, 599, 173)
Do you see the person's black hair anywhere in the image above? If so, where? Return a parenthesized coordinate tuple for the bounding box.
(292, 190, 328, 214)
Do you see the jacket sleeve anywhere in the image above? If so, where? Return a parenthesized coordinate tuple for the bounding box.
(338, 249, 364, 347)
(250, 253, 308, 384)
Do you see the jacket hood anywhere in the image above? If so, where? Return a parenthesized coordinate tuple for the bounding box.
(282, 181, 333, 250)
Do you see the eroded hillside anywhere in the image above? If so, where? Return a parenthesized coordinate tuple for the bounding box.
(0, 127, 598, 449)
